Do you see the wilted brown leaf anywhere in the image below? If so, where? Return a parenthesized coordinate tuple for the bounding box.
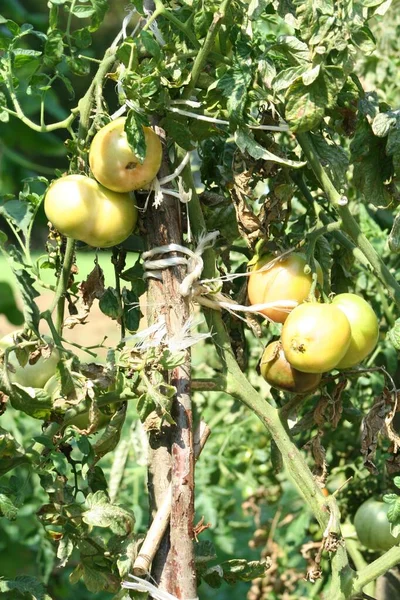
(303, 431, 327, 487)
(360, 392, 388, 474)
(81, 263, 105, 308)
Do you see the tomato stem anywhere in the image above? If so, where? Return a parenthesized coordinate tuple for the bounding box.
(50, 236, 76, 335)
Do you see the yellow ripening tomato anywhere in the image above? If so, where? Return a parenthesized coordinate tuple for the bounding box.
(89, 117, 162, 192)
(247, 253, 323, 323)
(260, 341, 321, 394)
(354, 499, 400, 552)
(44, 174, 138, 248)
(281, 302, 351, 373)
(331, 293, 379, 369)
(0, 332, 60, 388)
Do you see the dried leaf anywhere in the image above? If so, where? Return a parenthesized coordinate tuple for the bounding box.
(81, 263, 105, 308)
(360, 392, 388, 474)
(303, 431, 327, 487)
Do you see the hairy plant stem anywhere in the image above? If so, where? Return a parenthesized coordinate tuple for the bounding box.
(182, 0, 232, 99)
(50, 236, 75, 335)
(296, 133, 400, 309)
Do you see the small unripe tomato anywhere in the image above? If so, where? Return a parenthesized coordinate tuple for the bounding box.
(260, 341, 321, 393)
(247, 253, 323, 323)
(89, 117, 162, 192)
(354, 499, 400, 552)
(0, 332, 60, 388)
(281, 303, 351, 373)
(331, 293, 379, 369)
(44, 174, 138, 248)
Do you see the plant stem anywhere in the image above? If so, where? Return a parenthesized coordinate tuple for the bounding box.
(153, 0, 199, 48)
(182, 0, 232, 99)
(50, 237, 75, 335)
(350, 546, 400, 597)
(345, 539, 375, 598)
(296, 133, 400, 309)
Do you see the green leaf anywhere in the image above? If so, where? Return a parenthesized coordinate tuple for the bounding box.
(0, 492, 18, 520)
(350, 118, 393, 206)
(220, 558, 269, 584)
(235, 129, 306, 168)
(83, 490, 135, 535)
(195, 539, 217, 564)
(89, 0, 109, 32)
(248, 0, 272, 20)
(0, 576, 48, 599)
(272, 66, 307, 93)
(4, 246, 40, 333)
(216, 44, 253, 124)
(43, 29, 64, 68)
(72, 28, 92, 49)
(99, 287, 122, 320)
(309, 133, 349, 190)
(71, 5, 96, 19)
(302, 64, 321, 86)
(125, 110, 150, 164)
(70, 562, 119, 593)
(388, 213, 400, 253)
(0, 282, 24, 326)
(65, 55, 91, 76)
(93, 405, 126, 459)
(162, 116, 193, 151)
(275, 35, 310, 64)
(9, 384, 53, 419)
(372, 112, 397, 137)
(122, 288, 141, 333)
(0, 198, 34, 235)
(388, 318, 400, 350)
(158, 349, 186, 370)
(139, 30, 161, 59)
(0, 428, 26, 476)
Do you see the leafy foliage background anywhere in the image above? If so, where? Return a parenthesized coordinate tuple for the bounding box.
(0, 0, 400, 599)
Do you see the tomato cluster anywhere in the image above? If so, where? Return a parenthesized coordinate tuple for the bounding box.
(250, 253, 379, 393)
(44, 117, 162, 248)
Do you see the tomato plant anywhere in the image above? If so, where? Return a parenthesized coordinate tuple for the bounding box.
(247, 253, 323, 323)
(354, 499, 400, 552)
(331, 293, 379, 369)
(281, 303, 352, 373)
(89, 117, 162, 192)
(260, 341, 321, 393)
(44, 174, 138, 248)
(0, 332, 60, 388)
(1, 2, 400, 600)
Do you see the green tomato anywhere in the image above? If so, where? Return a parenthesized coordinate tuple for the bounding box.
(0, 332, 60, 388)
(331, 293, 379, 369)
(354, 499, 400, 552)
(247, 252, 323, 324)
(44, 174, 138, 248)
(89, 117, 162, 192)
(260, 341, 321, 393)
(281, 302, 352, 373)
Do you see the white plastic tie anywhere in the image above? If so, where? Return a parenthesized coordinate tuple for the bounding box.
(122, 574, 199, 600)
(142, 232, 219, 295)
